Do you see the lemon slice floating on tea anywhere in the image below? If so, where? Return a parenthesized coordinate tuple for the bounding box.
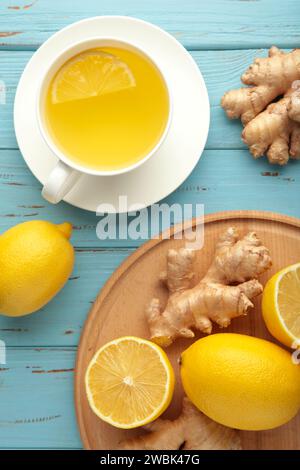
(85, 336, 175, 429)
(52, 50, 136, 104)
(262, 263, 300, 348)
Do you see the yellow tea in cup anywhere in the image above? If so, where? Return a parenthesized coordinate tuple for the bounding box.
(44, 45, 170, 172)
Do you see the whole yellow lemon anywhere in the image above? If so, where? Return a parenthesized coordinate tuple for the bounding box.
(180, 333, 300, 431)
(0, 220, 74, 316)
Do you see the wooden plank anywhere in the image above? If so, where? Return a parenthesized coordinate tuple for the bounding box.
(0, 218, 298, 449)
(0, 48, 286, 150)
(75, 212, 300, 450)
(0, 141, 300, 347)
(0, 347, 82, 448)
(0, 249, 130, 347)
(0, 149, 299, 249)
(0, 0, 299, 451)
(0, 0, 299, 50)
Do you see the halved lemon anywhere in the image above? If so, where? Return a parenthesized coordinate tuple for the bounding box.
(85, 336, 175, 429)
(52, 50, 136, 104)
(262, 263, 300, 348)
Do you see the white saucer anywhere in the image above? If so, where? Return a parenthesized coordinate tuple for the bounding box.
(14, 16, 210, 213)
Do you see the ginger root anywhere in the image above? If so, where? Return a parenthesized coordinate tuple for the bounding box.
(119, 397, 242, 450)
(242, 88, 300, 165)
(221, 47, 300, 165)
(146, 227, 271, 347)
(288, 80, 300, 123)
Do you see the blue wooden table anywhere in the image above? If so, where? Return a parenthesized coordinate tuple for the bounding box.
(0, 0, 300, 449)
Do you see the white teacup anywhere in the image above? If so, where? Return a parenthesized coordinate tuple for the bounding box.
(37, 38, 172, 204)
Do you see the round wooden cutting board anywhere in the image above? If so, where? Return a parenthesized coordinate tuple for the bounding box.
(75, 211, 300, 450)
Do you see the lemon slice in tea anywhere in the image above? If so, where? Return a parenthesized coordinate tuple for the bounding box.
(52, 50, 136, 104)
(262, 263, 300, 348)
(85, 336, 175, 429)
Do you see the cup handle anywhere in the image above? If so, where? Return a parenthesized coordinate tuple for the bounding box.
(42, 161, 82, 204)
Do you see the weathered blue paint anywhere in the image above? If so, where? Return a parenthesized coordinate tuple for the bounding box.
(0, 0, 299, 449)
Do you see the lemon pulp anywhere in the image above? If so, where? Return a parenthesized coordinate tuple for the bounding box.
(277, 264, 300, 337)
(45, 47, 170, 172)
(262, 263, 300, 347)
(85, 336, 175, 429)
(52, 51, 136, 103)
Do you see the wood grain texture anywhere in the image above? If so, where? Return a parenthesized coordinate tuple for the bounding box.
(75, 212, 300, 450)
(0, 49, 289, 149)
(0, 249, 130, 346)
(1, 0, 300, 50)
(0, 347, 81, 449)
(1, 0, 300, 450)
(0, 150, 299, 250)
